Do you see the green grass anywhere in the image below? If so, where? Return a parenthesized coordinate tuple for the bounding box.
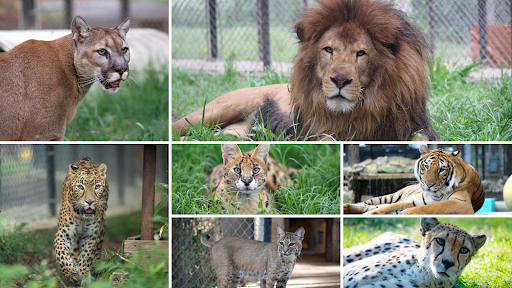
(344, 218, 512, 288)
(65, 64, 169, 141)
(172, 57, 512, 141)
(172, 144, 341, 214)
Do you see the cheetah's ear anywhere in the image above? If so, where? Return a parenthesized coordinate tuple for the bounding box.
(221, 144, 242, 164)
(472, 234, 487, 251)
(419, 144, 430, 156)
(277, 224, 285, 239)
(99, 163, 107, 179)
(420, 218, 440, 236)
(69, 164, 79, 173)
(250, 144, 269, 163)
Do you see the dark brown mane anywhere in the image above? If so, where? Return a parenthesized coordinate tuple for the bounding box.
(290, 0, 439, 140)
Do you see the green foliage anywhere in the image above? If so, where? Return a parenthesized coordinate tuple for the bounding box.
(429, 60, 512, 141)
(66, 64, 169, 141)
(344, 218, 512, 288)
(172, 144, 341, 214)
(0, 223, 54, 264)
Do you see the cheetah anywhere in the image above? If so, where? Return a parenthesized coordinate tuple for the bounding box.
(343, 218, 486, 288)
(54, 157, 109, 286)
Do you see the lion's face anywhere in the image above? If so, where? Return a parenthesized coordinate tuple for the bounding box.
(316, 27, 375, 114)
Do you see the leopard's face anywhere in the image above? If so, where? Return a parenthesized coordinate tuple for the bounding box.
(66, 157, 108, 220)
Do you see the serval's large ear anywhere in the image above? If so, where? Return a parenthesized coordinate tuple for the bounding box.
(221, 144, 242, 165)
(115, 17, 130, 39)
(250, 144, 270, 163)
(71, 16, 92, 42)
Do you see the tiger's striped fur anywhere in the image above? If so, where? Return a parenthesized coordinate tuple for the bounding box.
(344, 145, 485, 215)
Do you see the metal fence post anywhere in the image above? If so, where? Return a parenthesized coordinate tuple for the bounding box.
(21, 0, 36, 29)
(428, 0, 435, 49)
(257, 0, 271, 68)
(117, 145, 125, 206)
(65, 0, 73, 28)
(478, 0, 488, 65)
(121, 0, 130, 22)
(141, 145, 156, 240)
(46, 145, 57, 216)
(208, 0, 218, 59)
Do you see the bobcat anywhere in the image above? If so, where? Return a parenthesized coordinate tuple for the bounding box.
(201, 224, 305, 288)
(0, 16, 130, 140)
(207, 144, 281, 214)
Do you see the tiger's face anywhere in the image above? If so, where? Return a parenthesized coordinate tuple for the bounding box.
(414, 145, 460, 196)
(419, 218, 486, 279)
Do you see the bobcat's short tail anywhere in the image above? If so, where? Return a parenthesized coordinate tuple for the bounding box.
(200, 233, 215, 247)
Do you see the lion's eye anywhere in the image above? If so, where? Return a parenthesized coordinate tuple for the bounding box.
(122, 47, 128, 54)
(356, 50, 366, 56)
(253, 168, 260, 174)
(77, 185, 84, 190)
(460, 247, 469, 254)
(97, 49, 107, 55)
(435, 238, 445, 245)
(323, 47, 333, 54)
(234, 167, 241, 174)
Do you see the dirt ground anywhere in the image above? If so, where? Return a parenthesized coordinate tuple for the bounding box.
(288, 260, 341, 288)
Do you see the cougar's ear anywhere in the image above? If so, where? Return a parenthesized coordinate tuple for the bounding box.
(115, 17, 131, 39)
(221, 144, 242, 165)
(71, 16, 92, 42)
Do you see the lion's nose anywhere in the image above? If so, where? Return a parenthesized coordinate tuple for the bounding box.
(331, 76, 352, 89)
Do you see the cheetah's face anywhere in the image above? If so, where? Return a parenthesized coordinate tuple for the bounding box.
(68, 162, 108, 220)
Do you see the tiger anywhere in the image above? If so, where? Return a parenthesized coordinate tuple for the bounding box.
(343, 145, 485, 215)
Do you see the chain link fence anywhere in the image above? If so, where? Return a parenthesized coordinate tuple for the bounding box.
(172, 217, 270, 288)
(172, 0, 511, 73)
(0, 144, 168, 227)
(0, 0, 169, 32)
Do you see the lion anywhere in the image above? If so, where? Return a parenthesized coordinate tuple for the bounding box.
(173, 0, 440, 141)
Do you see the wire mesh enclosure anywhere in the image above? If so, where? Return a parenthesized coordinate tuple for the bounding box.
(0, 145, 168, 226)
(172, 217, 269, 288)
(0, 0, 169, 32)
(172, 0, 512, 73)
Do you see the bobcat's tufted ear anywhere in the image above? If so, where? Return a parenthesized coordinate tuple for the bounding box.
(472, 234, 487, 251)
(99, 163, 107, 179)
(221, 144, 242, 164)
(68, 164, 79, 174)
(419, 144, 430, 156)
(295, 227, 305, 241)
(420, 218, 440, 236)
(71, 16, 92, 42)
(276, 224, 286, 239)
(115, 17, 130, 39)
(250, 144, 269, 163)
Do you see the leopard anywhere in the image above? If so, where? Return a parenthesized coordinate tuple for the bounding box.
(343, 218, 487, 288)
(54, 157, 109, 286)
(207, 144, 296, 214)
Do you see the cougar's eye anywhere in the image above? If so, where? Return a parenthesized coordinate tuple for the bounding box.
(234, 167, 241, 174)
(356, 50, 366, 56)
(460, 247, 469, 254)
(97, 49, 107, 55)
(435, 238, 445, 245)
(253, 168, 260, 174)
(121, 47, 128, 54)
(323, 47, 333, 54)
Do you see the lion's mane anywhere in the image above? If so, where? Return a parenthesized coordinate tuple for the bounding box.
(289, 0, 439, 140)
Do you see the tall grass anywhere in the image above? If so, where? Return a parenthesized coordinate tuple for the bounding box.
(344, 218, 512, 288)
(172, 144, 341, 214)
(66, 65, 169, 141)
(172, 58, 512, 141)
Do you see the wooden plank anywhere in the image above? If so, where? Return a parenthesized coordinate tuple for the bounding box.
(352, 173, 415, 180)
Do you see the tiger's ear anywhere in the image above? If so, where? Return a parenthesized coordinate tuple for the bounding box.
(420, 218, 440, 236)
(452, 150, 460, 157)
(419, 144, 430, 156)
(221, 144, 242, 164)
(250, 144, 269, 163)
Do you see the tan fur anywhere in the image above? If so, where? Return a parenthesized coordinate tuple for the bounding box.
(201, 225, 305, 288)
(207, 144, 280, 214)
(0, 16, 130, 140)
(173, 0, 439, 141)
(344, 145, 485, 215)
